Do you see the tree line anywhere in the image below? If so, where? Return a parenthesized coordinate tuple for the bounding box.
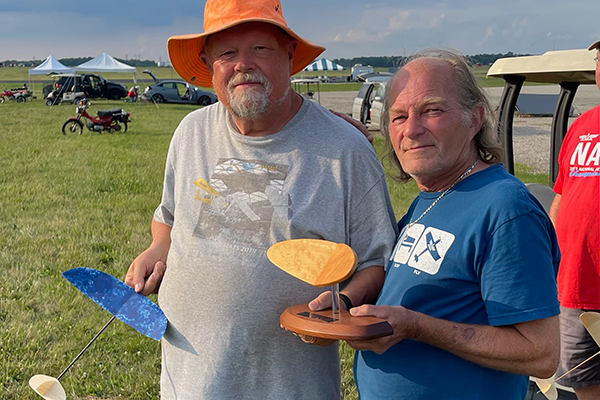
(332, 52, 530, 68)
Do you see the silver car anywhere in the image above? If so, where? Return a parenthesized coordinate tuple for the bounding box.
(368, 81, 387, 130)
(351, 80, 388, 130)
(142, 79, 218, 105)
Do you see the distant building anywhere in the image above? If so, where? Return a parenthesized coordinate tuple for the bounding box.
(351, 64, 373, 81)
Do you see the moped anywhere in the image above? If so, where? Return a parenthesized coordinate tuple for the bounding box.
(61, 102, 131, 135)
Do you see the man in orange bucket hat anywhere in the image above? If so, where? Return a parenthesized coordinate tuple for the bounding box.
(167, 0, 325, 89)
(125, 0, 398, 398)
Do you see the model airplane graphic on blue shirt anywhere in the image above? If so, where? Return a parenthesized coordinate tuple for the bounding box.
(414, 232, 442, 262)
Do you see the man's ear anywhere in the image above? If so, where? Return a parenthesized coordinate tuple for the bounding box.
(469, 104, 485, 139)
(200, 53, 213, 74)
(287, 39, 298, 74)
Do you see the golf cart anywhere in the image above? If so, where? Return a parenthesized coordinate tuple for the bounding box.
(291, 78, 321, 104)
(488, 48, 596, 400)
(45, 74, 87, 106)
(488, 48, 596, 210)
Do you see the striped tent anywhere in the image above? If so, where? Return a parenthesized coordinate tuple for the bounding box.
(303, 58, 345, 71)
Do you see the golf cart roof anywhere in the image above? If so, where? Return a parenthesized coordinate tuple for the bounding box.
(489, 47, 597, 189)
(487, 48, 595, 84)
(290, 78, 321, 84)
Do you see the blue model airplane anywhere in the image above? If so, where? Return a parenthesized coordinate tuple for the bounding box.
(414, 232, 442, 263)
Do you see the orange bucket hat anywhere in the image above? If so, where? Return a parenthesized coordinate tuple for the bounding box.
(167, 0, 326, 88)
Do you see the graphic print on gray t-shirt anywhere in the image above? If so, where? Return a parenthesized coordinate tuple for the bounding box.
(192, 158, 291, 249)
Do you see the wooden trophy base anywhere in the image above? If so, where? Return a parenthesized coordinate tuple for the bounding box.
(280, 303, 393, 341)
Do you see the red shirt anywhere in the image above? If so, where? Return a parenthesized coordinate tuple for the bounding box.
(553, 105, 600, 309)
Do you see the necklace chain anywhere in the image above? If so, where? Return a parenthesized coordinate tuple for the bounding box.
(408, 159, 480, 227)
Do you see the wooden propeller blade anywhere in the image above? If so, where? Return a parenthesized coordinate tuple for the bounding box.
(29, 375, 66, 400)
(267, 239, 357, 287)
(531, 376, 558, 400)
(579, 312, 600, 347)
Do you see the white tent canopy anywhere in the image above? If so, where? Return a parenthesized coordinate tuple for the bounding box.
(27, 55, 75, 97)
(75, 52, 137, 82)
(303, 58, 345, 71)
(28, 55, 75, 75)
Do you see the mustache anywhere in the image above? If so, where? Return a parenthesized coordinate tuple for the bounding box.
(227, 72, 270, 89)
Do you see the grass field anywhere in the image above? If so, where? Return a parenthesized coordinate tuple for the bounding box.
(0, 89, 548, 399)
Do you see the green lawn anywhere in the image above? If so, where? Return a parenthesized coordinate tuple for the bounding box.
(0, 96, 548, 399)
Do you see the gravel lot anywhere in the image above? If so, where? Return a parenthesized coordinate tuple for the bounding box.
(319, 85, 599, 174)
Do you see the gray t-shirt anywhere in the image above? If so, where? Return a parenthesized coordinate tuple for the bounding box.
(154, 99, 398, 400)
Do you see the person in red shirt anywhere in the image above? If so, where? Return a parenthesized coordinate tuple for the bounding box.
(548, 39, 600, 400)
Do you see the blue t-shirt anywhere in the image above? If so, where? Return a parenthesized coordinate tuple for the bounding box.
(354, 165, 560, 400)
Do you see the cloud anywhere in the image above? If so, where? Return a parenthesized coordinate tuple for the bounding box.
(479, 26, 493, 45)
(388, 11, 411, 31)
(431, 13, 446, 26)
(331, 7, 449, 45)
(502, 17, 529, 37)
(332, 28, 389, 43)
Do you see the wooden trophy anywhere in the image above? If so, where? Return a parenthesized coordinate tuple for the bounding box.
(267, 239, 392, 340)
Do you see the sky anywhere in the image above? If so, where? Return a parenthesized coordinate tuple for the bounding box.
(0, 0, 598, 63)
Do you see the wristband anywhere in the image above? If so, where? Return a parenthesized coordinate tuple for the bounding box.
(339, 293, 353, 311)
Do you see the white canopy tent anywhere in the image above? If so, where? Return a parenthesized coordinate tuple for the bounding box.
(27, 55, 75, 96)
(28, 55, 75, 75)
(303, 58, 345, 71)
(75, 52, 137, 82)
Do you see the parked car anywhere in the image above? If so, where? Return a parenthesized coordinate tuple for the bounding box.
(352, 79, 389, 128)
(45, 73, 128, 106)
(141, 79, 218, 105)
(352, 83, 376, 125)
(60, 74, 127, 100)
(369, 81, 388, 130)
(358, 72, 393, 82)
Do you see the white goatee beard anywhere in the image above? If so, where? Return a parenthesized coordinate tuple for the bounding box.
(227, 72, 289, 119)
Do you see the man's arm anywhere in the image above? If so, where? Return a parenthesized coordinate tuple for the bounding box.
(548, 194, 561, 227)
(330, 110, 373, 145)
(124, 218, 172, 295)
(347, 305, 560, 379)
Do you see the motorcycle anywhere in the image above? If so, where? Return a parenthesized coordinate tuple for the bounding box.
(61, 102, 131, 135)
(0, 85, 30, 103)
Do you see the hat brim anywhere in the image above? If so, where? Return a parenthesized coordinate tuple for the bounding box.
(588, 39, 600, 51)
(167, 19, 325, 88)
